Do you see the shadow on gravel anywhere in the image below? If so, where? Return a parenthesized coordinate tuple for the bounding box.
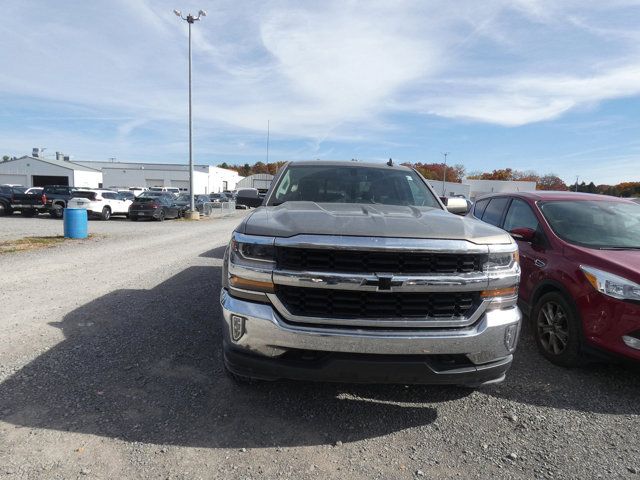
(484, 320, 640, 415)
(0, 263, 445, 448)
(199, 245, 227, 259)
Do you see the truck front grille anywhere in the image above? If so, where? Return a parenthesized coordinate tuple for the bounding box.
(275, 247, 484, 274)
(276, 285, 479, 319)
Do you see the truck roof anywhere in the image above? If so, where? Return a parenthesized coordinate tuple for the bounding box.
(287, 160, 412, 171)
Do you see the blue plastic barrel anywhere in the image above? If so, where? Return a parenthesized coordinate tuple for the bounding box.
(63, 208, 88, 239)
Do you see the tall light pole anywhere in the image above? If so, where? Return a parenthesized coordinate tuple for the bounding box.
(174, 8, 206, 217)
(442, 152, 449, 196)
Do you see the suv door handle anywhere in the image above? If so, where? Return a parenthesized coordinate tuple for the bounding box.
(534, 259, 546, 268)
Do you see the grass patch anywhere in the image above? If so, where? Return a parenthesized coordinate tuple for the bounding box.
(0, 236, 69, 254)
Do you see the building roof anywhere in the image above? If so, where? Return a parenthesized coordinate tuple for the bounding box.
(10, 156, 102, 173)
(76, 161, 241, 176)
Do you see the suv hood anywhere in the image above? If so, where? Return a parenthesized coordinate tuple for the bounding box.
(240, 202, 512, 245)
(568, 245, 640, 283)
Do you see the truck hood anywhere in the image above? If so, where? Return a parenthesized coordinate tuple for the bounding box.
(239, 202, 512, 245)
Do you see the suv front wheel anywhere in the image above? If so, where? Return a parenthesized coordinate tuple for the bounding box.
(532, 291, 584, 367)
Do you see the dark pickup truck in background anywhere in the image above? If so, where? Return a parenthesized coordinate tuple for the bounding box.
(0, 184, 78, 217)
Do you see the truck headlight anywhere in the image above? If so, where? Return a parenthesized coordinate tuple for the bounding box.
(228, 233, 275, 295)
(580, 265, 640, 302)
(231, 236, 275, 264)
(484, 251, 519, 271)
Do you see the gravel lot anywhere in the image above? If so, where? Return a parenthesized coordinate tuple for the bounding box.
(0, 214, 638, 479)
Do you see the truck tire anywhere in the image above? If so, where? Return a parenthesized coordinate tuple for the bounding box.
(0, 202, 7, 216)
(532, 291, 584, 367)
(50, 204, 64, 219)
(100, 206, 111, 221)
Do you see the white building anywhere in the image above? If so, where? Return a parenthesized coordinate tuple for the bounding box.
(0, 154, 102, 188)
(466, 179, 537, 200)
(428, 180, 471, 198)
(76, 161, 243, 194)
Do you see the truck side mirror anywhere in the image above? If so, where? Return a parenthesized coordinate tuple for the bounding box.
(443, 197, 470, 215)
(510, 227, 536, 242)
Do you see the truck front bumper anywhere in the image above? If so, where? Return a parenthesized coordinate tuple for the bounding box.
(220, 289, 522, 385)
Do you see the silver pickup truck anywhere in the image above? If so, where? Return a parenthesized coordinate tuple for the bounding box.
(220, 161, 521, 386)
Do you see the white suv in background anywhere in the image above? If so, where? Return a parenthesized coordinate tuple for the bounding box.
(67, 189, 133, 220)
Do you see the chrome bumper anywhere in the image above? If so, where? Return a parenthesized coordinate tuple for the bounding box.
(220, 289, 522, 365)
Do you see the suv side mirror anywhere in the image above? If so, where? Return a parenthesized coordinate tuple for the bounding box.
(443, 197, 471, 215)
(510, 227, 536, 242)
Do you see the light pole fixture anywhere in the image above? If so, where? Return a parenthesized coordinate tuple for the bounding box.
(442, 152, 449, 196)
(174, 8, 207, 217)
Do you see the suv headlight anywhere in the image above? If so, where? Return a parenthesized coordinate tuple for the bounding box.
(580, 265, 640, 302)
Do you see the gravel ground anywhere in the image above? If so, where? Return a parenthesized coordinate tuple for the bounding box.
(0, 215, 638, 480)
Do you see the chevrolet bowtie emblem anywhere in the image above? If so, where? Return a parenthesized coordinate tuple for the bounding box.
(363, 275, 403, 290)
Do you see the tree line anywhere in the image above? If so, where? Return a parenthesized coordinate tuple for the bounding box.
(214, 160, 638, 198)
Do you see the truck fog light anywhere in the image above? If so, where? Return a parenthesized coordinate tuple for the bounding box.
(504, 324, 519, 351)
(622, 335, 640, 350)
(231, 315, 245, 342)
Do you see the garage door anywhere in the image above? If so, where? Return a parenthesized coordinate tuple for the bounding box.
(170, 180, 189, 192)
(32, 175, 69, 187)
(0, 174, 28, 186)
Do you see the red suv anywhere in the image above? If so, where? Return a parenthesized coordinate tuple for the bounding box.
(473, 191, 640, 366)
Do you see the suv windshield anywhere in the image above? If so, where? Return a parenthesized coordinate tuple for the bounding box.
(540, 200, 640, 249)
(270, 165, 440, 208)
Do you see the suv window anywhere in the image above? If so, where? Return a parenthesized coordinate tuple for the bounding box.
(503, 198, 540, 232)
(474, 199, 489, 218)
(481, 197, 510, 226)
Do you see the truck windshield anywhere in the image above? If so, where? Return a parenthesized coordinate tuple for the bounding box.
(270, 165, 440, 208)
(540, 200, 640, 249)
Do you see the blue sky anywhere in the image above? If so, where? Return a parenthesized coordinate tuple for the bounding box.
(1, 0, 640, 184)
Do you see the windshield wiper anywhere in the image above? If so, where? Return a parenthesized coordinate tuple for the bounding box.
(598, 246, 640, 250)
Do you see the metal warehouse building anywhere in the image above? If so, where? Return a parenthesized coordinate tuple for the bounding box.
(236, 173, 274, 191)
(0, 152, 103, 188)
(76, 161, 243, 194)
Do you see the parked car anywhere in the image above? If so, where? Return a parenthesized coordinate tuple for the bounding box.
(128, 187, 147, 197)
(174, 194, 211, 214)
(209, 192, 230, 203)
(221, 161, 521, 386)
(234, 188, 261, 208)
(67, 189, 133, 220)
(129, 195, 181, 221)
(141, 191, 174, 199)
(39, 185, 79, 218)
(148, 187, 180, 196)
(473, 191, 640, 365)
(116, 191, 136, 201)
(0, 185, 16, 216)
(1, 185, 47, 217)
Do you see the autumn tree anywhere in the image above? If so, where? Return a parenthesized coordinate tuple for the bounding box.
(406, 162, 465, 182)
(537, 174, 568, 191)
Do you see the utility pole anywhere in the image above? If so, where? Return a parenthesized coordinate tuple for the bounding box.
(174, 8, 207, 218)
(575, 176, 579, 192)
(266, 120, 270, 173)
(442, 152, 449, 196)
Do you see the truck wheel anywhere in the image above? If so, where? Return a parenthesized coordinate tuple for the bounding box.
(100, 207, 111, 221)
(157, 210, 165, 222)
(51, 204, 64, 219)
(532, 292, 584, 367)
(0, 203, 7, 216)
(21, 209, 36, 217)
